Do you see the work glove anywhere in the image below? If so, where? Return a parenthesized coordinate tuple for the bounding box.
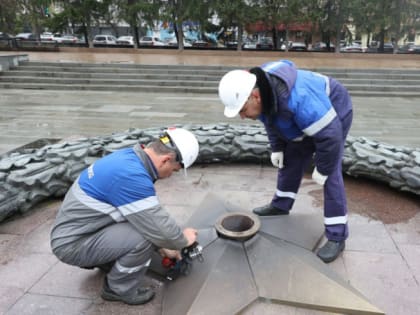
(270, 151, 284, 169)
(312, 167, 328, 186)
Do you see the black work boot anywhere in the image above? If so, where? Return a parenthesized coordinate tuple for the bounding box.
(252, 203, 290, 216)
(101, 280, 155, 305)
(317, 240, 345, 263)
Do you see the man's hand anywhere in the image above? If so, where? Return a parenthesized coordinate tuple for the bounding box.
(183, 227, 198, 246)
(159, 248, 182, 261)
(312, 167, 328, 186)
(271, 152, 284, 168)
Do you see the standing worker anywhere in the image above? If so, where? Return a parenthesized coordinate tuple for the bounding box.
(50, 127, 199, 304)
(218, 60, 353, 263)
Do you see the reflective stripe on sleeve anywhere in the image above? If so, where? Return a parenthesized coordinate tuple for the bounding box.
(324, 215, 348, 225)
(325, 76, 330, 96)
(276, 189, 297, 199)
(302, 107, 337, 136)
(313, 73, 330, 96)
(262, 61, 287, 72)
(73, 182, 117, 215)
(119, 196, 160, 216)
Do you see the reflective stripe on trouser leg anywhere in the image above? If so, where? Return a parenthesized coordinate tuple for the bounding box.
(106, 241, 153, 296)
(105, 233, 154, 296)
(323, 112, 352, 242)
(271, 139, 314, 210)
(323, 163, 348, 241)
(55, 222, 154, 296)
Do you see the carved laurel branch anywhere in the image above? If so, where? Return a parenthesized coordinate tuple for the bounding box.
(0, 123, 419, 222)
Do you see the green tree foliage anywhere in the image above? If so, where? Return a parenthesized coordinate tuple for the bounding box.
(256, 0, 304, 50)
(116, 0, 160, 48)
(2, 0, 418, 52)
(389, 0, 419, 48)
(15, 0, 53, 40)
(351, 0, 418, 52)
(212, 0, 255, 51)
(158, 0, 207, 50)
(0, 0, 20, 34)
(48, 0, 115, 47)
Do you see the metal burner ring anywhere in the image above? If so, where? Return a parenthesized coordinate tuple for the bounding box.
(215, 212, 261, 241)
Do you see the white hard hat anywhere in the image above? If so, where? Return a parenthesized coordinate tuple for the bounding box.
(165, 127, 199, 169)
(218, 70, 256, 118)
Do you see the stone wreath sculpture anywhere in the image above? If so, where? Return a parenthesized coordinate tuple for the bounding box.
(0, 123, 419, 223)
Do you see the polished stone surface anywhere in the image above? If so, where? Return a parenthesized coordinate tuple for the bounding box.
(158, 194, 381, 315)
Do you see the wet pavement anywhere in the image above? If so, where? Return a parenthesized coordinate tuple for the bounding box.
(0, 50, 419, 314)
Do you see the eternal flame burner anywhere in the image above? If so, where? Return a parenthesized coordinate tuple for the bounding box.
(215, 212, 260, 242)
(151, 193, 383, 315)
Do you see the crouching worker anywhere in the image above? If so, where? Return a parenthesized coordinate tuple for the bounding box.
(50, 127, 199, 305)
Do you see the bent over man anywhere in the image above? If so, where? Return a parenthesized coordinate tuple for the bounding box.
(50, 127, 199, 304)
(218, 60, 353, 263)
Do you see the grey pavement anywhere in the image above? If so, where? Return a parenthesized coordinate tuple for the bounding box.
(0, 89, 419, 156)
(0, 52, 419, 315)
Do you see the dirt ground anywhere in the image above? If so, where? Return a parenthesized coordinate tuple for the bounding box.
(344, 175, 420, 224)
(309, 175, 420, 224)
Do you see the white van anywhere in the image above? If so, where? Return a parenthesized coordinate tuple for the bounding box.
(93, 35, 117, 45)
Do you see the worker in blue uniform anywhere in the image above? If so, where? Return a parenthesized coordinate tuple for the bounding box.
(218, 60, 353, 263)
(51, 127, 200, 304)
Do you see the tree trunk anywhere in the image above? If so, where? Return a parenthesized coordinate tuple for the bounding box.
(236, 25, 243, 51)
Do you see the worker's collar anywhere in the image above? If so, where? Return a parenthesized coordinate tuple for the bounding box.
(133, 143, 158, 183)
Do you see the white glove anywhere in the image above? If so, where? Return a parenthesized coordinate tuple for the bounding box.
(270, 152, 284, 169)
(312, 167, 328, 186)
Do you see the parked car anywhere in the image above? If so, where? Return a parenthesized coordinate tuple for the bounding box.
(0, 32, 13, 42)
(116, 36, 134, 46)
(0, 32, 13, 47)
(288, 42, 308, 51)
(139, 36, 164, 46)
(311, 42, 335, 52)
(242, 40, 257, 50)
(366, 42, 394, 53)
(15, 33, 36, 40)
(93, 35, 117, 45)
(225, 40, 238, 49)
(166, 37, 192, 47)
(53, 34, 78, 44)
(191, 40, 212, 48)
(340, 44, 364, 53)
(40, 32, 54, 41)
(77, 36, 87, 44)
(256, 37, 273, 50)
(397, 43, 420, 54)
(0, 32, 12, 40)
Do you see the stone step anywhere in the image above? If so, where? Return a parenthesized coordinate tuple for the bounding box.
(313, 67, 420, 75)
(19, 61, 420, 75)
(14, 65, 227, 76)
(12, 64, 420, 80)
(18, 61, 232, 71)
(4, 70, 420, 85)
(0, 76, 219, 87)
(0, 82, 215, 93)
(0, 81, 419, 95)
(1, 70, 221, 81)
(1, 61, 419, 95)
